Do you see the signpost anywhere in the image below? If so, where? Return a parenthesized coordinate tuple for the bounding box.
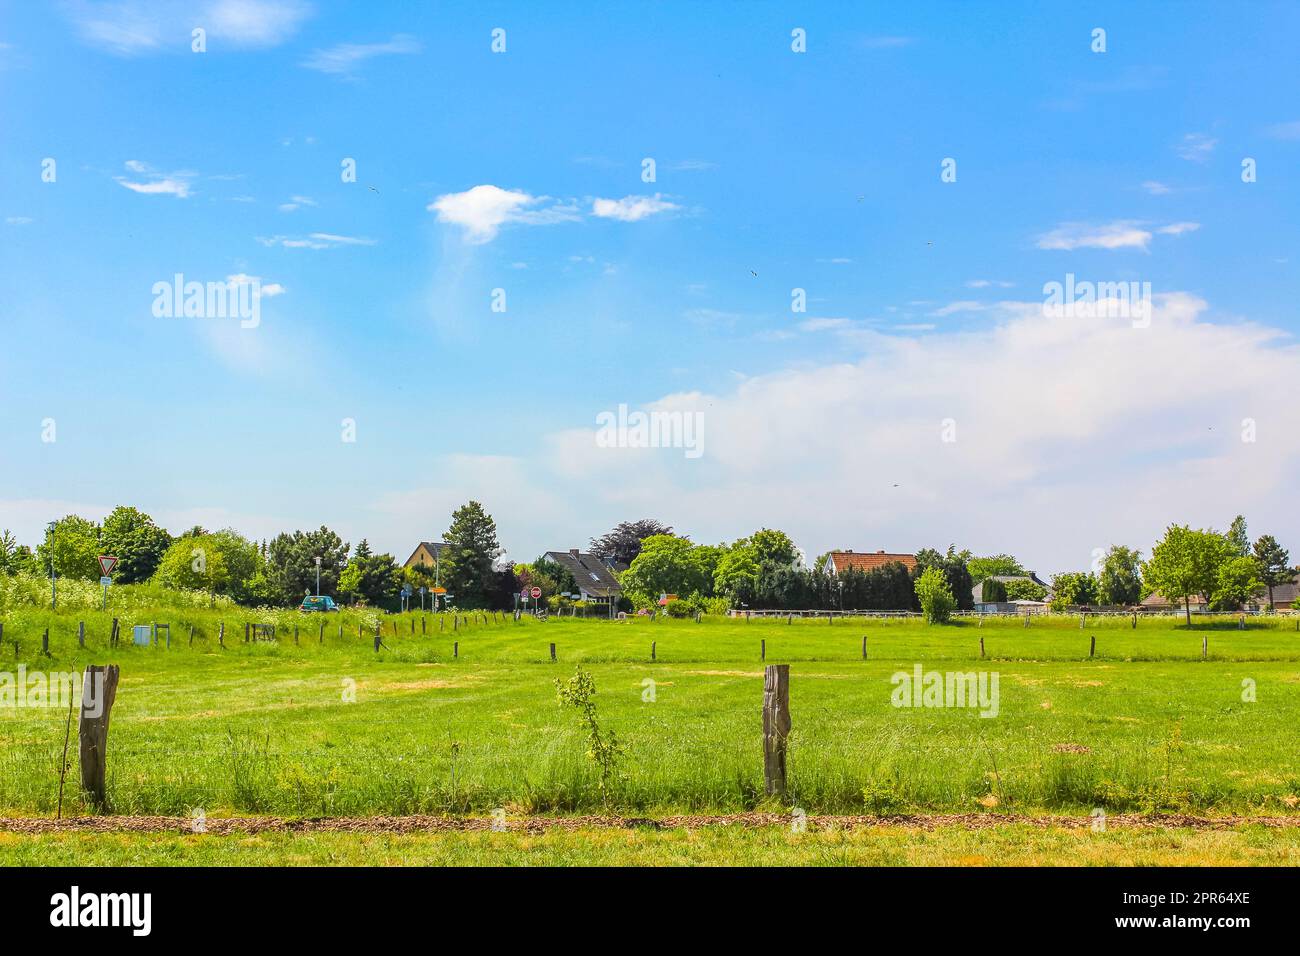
(97, 557, 118, 611)
(400, 584, 413, 613)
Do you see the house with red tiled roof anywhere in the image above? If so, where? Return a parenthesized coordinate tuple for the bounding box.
(825, 550, 917, 574)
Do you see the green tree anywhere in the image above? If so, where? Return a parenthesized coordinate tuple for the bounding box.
(0, 530, 19, 575)
(914, 546, 974, 611)
(155, 534, 230, 601)
(442, 501, 503, 608)
(1212, 555, 1263, 611)
(914, 566, 956, 624)
(36, 515, 102, 582)
(713, 546, 762, 602)
(1049, 571, 1099, 611)
(1098, 545, 1143, 606)
(980, 578, 1008, 602)
(1227, 515, 1250, 557)
(1004, 579, 1047, 602)
(620, 535, 710, 604)
(339, 540, 403, 608)
(967, 554, 1026, 584)
(266, 526, 350, 605)
(745, 528, 798, 568)
(1251, 534, 1293, 611)
(1143, 525, 1233, 624)
(99, 506, 173, 584)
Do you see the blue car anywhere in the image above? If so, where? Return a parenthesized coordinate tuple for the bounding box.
(299, 595, 340, 613)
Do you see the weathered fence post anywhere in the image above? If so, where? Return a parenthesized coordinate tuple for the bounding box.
(110, 618, 119, 647)
(1089, 635, 1096, 658)
(79, 664, 120, 809)
(980, 636, 986, 659)
(319, 621, 324, 643)
(761, 638, 766, 661)
(42, 628, 49, 656)
(549, 642, 556, 662)
(422, 617, 426, 634)
(861, 635, 867, 660)
(189, 625, 194, 646)
(1132, 611, 1137, 629)
(762, 664, 791, 797)
(453, 641, 459, 659)
(79, 621, 85, 648)
(218, 622, 225, 647)
(651, 641, 656, 661)
(1202, 635, 1208, 659)
(1079, 613, 1085, 629)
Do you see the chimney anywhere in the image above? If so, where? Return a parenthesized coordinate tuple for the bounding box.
(570, 548, 580, 557)
(877, 550, 885, 554)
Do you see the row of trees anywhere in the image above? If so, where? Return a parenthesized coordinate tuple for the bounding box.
(0, 500, 514, 612)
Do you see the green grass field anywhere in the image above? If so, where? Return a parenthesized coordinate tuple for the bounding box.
(1, 606, 1298, 863)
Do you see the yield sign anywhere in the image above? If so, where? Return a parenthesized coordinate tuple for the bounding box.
(98, 555, 119, 577)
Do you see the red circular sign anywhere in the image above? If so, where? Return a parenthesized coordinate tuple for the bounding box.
(530, 586, 542, 599)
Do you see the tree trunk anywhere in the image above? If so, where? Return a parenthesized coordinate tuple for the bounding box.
(1185, 596, 1191, 626)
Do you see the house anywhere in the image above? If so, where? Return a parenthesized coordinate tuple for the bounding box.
(544, 549, 623, 608)
(972, 573, 1052, 609)
(1140, 592, 1210, 613)
(1251, 573, 1300, 612)
(825, 550, 917, 574)
(404, 541, 447, 571)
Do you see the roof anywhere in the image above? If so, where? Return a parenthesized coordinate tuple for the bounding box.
(1262, 574, 1300, 606)
(827, 551, 917, 573)
(545, 550, 624, 598)
(1141, 592, 1208, 607)
(404, 541, 447, 568)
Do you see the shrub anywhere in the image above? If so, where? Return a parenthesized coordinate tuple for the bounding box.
(914, 567, 955, 624)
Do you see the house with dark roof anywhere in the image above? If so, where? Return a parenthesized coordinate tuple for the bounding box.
(404, 541, 447, 571)
(825, 550, 917, 574)
(545, 549, 623, 607)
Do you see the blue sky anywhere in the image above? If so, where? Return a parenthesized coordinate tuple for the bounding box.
(1, 1, 1298, 574)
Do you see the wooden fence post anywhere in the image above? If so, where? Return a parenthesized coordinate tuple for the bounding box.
(319, 621, 324, 643)
(79, 622, 85, 648)
(1089, 635, 1096, 658)
(1202, 635, 1208, 659)
(218, 622, 224, 647)
(762, 664, 791, 797)
(189, 625, 194, 646)
(651, 641, 656, 661)
(79, 664, 120, 809)
(110, 618, 119, 647)
(761, 638, 766, 661)
(549, 642, 556, 662)
(453, 641, 459, 659)
(42, 628, 49, 656)
(861, 635, 867, 660)
(1132, 611, 1137, 629)
(980, 636, 986, 659)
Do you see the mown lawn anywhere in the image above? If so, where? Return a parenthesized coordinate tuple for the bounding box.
(4, 824, 1299, 867)
(2, 610, 1297, 821)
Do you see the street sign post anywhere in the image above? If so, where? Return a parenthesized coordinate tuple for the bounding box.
(97, 556, 118, 610)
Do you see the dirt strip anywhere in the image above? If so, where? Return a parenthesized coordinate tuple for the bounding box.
(1, 812, 1298, 835)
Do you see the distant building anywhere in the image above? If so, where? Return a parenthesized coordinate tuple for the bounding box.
(545, 549, 623, 608)
(404, 541, 447, 571)
(972, 573, 1052, 609)
(825, 550, 917, 574)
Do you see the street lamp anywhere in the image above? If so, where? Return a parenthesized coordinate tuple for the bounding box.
(314, 556, 322, 597)
(47, 521, 56, 610)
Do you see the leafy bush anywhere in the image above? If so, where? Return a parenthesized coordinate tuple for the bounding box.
(914, 567, 955, 624)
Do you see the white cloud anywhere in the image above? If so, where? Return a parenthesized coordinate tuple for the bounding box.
(6, 216, 33, 225)
(1142, 180, 1172, 195)
(537, 293, 1300, 575)
(301, 33, 420, 74)
(1175, 132, 1217, 162)
(114, 160, 195, 198)
(798, 317, 853, 332)
(226, 273, 285, 296)
(256, 232, 376, 249)
(428, 184, 579, 244)
(591, 193, 679, 222)
(1157, 221, 1201, 236)
(278, 195, 317, 211)
(965, 279, 1014, 289)
(1037, 221, 1154, 251)
(65, 0, 311, 55)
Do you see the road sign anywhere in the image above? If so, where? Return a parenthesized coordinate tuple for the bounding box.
(520, 588, 531, 599)
(100, 576, 112, 586)
(401, 585, 412, 597)
(530, 586, 542, 599)
(431, 586, 447, 594)
(97, 555, 118, 577)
